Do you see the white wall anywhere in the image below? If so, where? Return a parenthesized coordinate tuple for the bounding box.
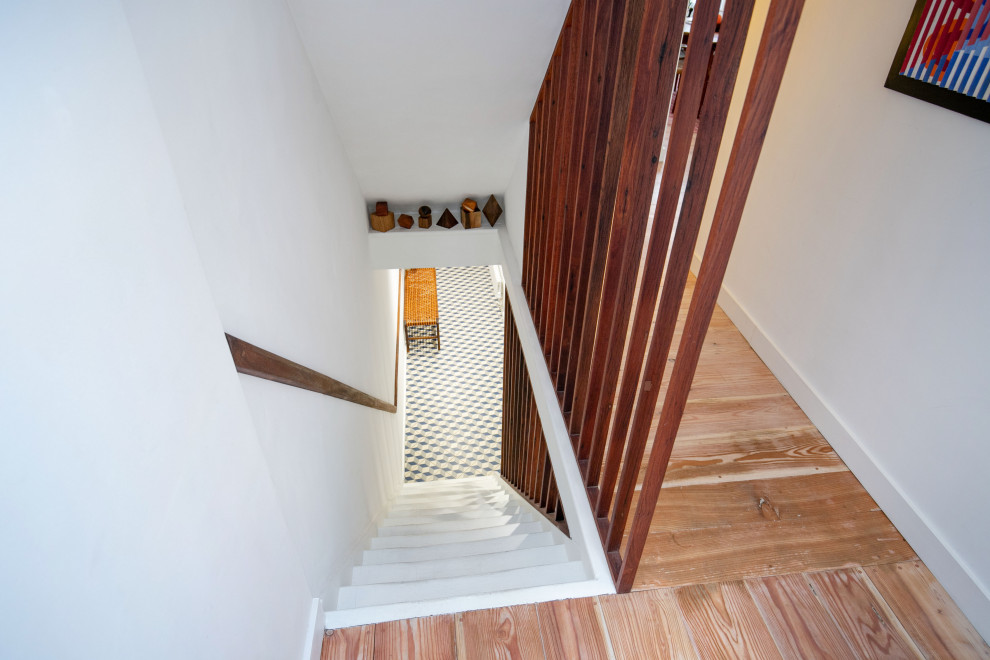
(503, 123, 530, 280)
(120, 0, 404, 604)
(285, 0, 568, 205)
(0, 1, 314, 657)
(700, 0, 990, 637)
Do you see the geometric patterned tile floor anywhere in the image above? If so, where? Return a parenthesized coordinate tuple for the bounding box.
(403, 266, 504, 482)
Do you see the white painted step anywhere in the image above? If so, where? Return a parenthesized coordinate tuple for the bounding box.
(337, 561, 586, 609)
(350, 543, 570, 586)
(381, 505, 525, 528)
(398, 477, 495, 494)
(369, 520, 546, 549)
(361, 530, 558, 565)
(391, 493, 508, 510)
(386, 500, 513, 519)
(392, 489, 505, 504)
(375, 513, 536, 538)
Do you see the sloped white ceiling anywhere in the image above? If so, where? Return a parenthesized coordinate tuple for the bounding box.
(287, 0, 569, 206)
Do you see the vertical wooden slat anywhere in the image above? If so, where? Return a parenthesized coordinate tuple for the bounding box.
(538, 13, 577, 350)
(532, 52, 559, 337)
(534, 35, 567, 339)
(597, 0, 749, 524)
(557, 0, 617, 408)
(527, 75, 551, 310)
(617, 0, 806, 593)
(544, 2, 584, 370)
(521, 116, 538, 301)
(549, 0, 599, 384)
(562, 0, 630, 418)
(568, 0, 647, 461)
(579, 0, 688, 496)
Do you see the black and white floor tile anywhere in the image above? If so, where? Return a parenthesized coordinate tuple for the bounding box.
(404, 266, 503, 482)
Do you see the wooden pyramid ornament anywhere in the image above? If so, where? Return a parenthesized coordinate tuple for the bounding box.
(483, 195, 503, 226)
(397, 213, 414, 229)
(437, 208, 458, 229)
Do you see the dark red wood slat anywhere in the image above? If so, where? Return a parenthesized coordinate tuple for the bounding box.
(504, 302, 511, 479)
(527, 78, 552, 309)
(539, 446, 553, 508)
(591, 0, 722, 519)
(562, 0, 629, 416)
(533, 45, 565, 337)
(601, 0, 753, 530)
(552, 0, 606, 397)
(549, 0, 598, 382)
(526, 81, 547, 307)
(538, 15, 578, 349)
(523, 99, 539, 304)
(568, 0, 647, 455)
(579, 0, 689, 494)
(617, 0, 807, 593)
(521, 116, 538, 297)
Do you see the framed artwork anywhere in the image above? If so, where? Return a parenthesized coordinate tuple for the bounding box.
(885, 0, 990, 124)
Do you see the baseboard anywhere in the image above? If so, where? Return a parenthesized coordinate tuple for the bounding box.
(302, 598, 323, 660)
(703, 262, 990, 641)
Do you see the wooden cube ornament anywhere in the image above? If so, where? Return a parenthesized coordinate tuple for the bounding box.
(483, 195, 503, 226)
(460, 198, 481, 228)
(437, 208, 458, 229)
(460, 208, 482, 229)
(369, 200, 395, 232)
(397, 213, 414, 229)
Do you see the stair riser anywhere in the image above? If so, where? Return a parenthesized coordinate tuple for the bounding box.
(337, 561, 586, 609)
(388, 496, 510, 514)
(350, 544, 570, 585)
(376, 513, 534, 537)
(382, 506, 524, 527)
(399, 479, 495, 495)
(369, 521, 546, 549)
(361, 531, 557, 565)
(393, 492, 509, 506)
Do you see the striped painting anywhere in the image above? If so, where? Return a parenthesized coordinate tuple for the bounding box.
(886, 0, 990, 123)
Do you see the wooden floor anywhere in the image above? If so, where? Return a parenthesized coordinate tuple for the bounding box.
(324, 282, 989, 658)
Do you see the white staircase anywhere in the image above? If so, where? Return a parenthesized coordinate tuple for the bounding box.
(325, 473, 593, 628)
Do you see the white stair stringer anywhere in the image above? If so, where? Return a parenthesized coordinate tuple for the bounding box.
(324, 473, 609, 629)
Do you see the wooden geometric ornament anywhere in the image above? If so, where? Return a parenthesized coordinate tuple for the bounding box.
(483, 194, 503, 226)
(437, 208, 458, 229)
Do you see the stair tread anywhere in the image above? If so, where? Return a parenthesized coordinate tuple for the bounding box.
(369, 520, 547, 548)
(383, 507, 522, 525)
(338, 561, 587, 609)
(389, 495, 509, 512)
(375, 512, 536, 537)
(361, 530, 557, 564)
(350, 544, 570, 585)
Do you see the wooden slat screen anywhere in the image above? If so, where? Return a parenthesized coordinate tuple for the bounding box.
(513, 0, 805, 591)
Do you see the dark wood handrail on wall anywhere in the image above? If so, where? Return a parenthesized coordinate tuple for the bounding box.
(226, 334, 396, 413)
(511, 0, 804, 592)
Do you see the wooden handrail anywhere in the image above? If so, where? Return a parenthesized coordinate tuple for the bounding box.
(226, 334, 396, 413)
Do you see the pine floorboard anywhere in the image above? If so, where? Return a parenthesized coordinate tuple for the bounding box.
(458, 605, 544, 660)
